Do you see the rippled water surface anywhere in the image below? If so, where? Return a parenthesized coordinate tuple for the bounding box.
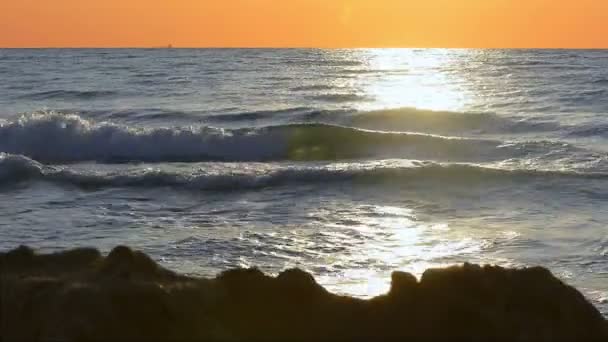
(1, 49, 607, 314)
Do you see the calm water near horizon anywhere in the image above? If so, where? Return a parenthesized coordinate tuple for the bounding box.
(1, 48, 607, 314)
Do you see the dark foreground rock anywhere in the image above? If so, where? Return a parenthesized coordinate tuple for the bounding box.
(1, 246, 607, 341)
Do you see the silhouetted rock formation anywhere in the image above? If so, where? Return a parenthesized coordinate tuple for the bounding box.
(1, 246, 607, 341)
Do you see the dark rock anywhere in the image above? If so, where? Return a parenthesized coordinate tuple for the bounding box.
(98, 245, 178, 281)
(276, 268, 328, 297)
(388, 270, 418, 297)
(1, 246, 606, 341)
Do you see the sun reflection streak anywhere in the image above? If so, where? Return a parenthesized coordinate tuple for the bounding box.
(311, 204, 491, 298)
(349, 49, 473, 112)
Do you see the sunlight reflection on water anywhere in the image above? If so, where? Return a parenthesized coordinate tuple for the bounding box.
(324, 49, 474, 112)
(311, 204, 491, 298)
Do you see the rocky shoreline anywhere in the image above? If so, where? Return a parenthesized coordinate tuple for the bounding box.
(2, 245, 607, 341)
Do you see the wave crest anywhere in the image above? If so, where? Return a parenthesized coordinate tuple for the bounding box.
(348, 108, 560, 134)
(0, 112, 524, 163)
(0, 153, 44, 182)
(1, 154, 606, 191)
(0, 112, 284, 163)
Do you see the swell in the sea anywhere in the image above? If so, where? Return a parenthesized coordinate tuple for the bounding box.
(0, 112, 585, 164)
(202, 106, 561, 135)
(17, 90, 119, 101)
(1, 153, 606, 191)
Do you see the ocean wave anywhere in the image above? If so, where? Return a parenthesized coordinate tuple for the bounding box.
(337, 68, 410, 75)
(306, 93, 372, 103)
(82, 108, 204, 122)
(0, 112, 544, 163)
(578, 89, 607, 97)
(290, 85, 336, 91)
(203, 107, 316, 123)
(200, 106, 561, 136)
(0, 153, 44, 182)
(1, 154, 607, 191)
(18, 90, 119, 100)
(66, 106, 567, 138)
(566, 124, 608, 137)
(592, 78, 608, 85)
(348, 108, 561, 134)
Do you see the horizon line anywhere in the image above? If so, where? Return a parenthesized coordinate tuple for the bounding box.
(2, 46, 608, 50)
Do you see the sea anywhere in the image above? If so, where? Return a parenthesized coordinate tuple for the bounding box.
(1, 48, 607, 314)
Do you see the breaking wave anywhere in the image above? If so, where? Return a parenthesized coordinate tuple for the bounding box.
(0, 112, 575, 163)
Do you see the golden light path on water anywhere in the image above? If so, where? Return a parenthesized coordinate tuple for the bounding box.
(325, 48, 475, 112)
(312, 204, 494, 298)
(362, 49, 470, 111)
(306, 50, 506, 297)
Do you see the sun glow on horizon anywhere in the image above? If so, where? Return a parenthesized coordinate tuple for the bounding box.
(2, 0, 607, 48)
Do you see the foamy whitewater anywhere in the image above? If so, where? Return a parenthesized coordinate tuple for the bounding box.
(1, 49, 608, 314)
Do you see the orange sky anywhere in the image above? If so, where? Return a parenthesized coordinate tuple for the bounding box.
(1, 0, 607, 48)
